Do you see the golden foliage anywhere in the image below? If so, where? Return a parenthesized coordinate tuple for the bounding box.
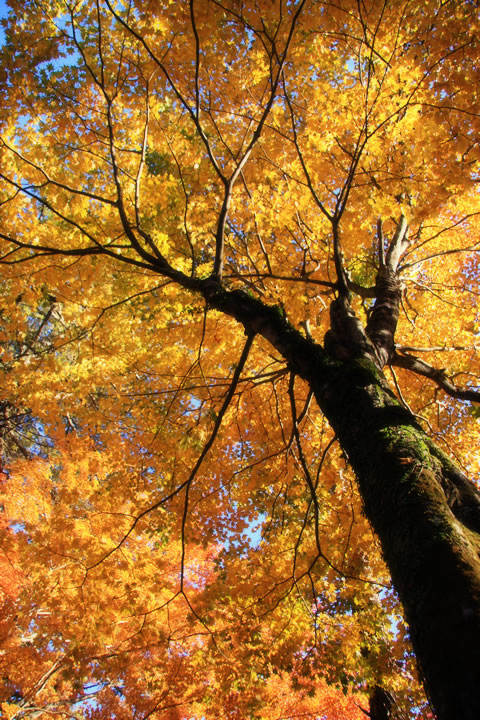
(0, 0, 477, 716)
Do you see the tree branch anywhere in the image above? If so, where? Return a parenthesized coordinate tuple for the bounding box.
(392, 351, 480, 404)
(366, 215, 410, 368)
(179, 330, 255, 590)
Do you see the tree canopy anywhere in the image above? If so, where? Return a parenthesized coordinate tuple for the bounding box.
(0, 0, 479, 718)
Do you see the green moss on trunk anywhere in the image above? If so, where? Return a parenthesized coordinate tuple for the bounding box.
(310, 356, 480, 720)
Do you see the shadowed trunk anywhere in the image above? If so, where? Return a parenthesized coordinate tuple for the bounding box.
(312, 352, 480, 720)
(369, 685, 406, 720)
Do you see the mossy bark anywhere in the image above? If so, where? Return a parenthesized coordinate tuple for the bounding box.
(311, 357, 480, 720)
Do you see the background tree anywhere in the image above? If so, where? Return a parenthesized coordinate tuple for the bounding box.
(0, 0, 479, 718)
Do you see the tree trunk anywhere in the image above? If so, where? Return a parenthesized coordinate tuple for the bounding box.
(202, 283, 480, 720)
(369, 685, 406, 720)
(311, 354, 480, 720)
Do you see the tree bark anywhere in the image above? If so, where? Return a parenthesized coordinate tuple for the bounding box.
(201, 281, 480, 720)
(312, 353, 480, 720)
(369, 685, 406, 720)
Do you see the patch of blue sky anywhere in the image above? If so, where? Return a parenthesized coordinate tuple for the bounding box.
(0, 0, 8, 45)
(0, 0, 80, 70)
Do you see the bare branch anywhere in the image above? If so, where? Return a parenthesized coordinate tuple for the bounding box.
(178, 330, 256, 589)
(0, 137, 117, 207)
(104, 0, 225, 181)
(213, 0, 308, 279)
(392, 351, 480, 404)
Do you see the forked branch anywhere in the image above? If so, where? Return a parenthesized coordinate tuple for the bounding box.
(366, 215, 410, 368)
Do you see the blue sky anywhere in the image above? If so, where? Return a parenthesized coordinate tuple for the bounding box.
(0, 0, 8, 46)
